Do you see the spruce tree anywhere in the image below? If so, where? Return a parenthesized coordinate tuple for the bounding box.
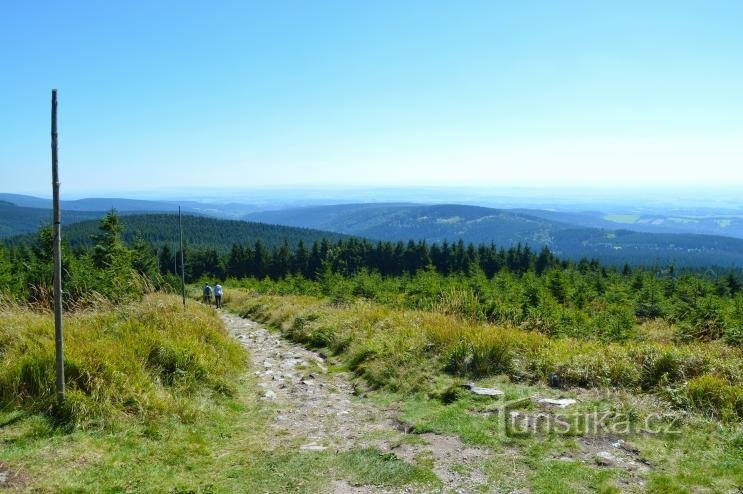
(159, 244, 175, 275)
(131, 235, 159, 280)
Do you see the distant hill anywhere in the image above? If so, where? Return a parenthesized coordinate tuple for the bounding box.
(0, 201, 105, 239)
(6, 192, 742, 239)
(5, 194, 743, 267)
(550, 228, 743, 268)
(245, 203, 743, 267)
(5, 213, 350, 252)
(518, 209, 743, 239)
(0, 193, 182, 212)
(245, 203, 571, 244)
(0, 193, 261, 219)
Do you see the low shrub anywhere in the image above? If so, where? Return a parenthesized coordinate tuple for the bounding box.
(684, 375, 742, 420)
(0, 294, 244, 428)
(234, 292, 742, 420)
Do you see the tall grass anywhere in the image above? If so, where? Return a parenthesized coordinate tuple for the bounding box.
(224, 270, 743, 346)
(229, 290, 742, 420)
(0, 294, 245, 429)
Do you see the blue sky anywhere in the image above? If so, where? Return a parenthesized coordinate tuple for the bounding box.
(1, 1, 742, 195)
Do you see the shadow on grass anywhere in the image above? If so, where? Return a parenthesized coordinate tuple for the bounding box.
(0, 410, 26, 428)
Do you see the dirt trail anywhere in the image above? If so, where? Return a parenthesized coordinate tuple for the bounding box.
(220, 312, 494, 494)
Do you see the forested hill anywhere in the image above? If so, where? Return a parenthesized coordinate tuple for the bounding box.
(245, 203, 569, 244)
(6, 200, 743, 268)
(0, 201, 104, 239)
(245, 203, 743, 268)
(5, 214, 350, 251)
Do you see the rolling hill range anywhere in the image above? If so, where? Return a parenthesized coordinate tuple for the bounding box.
(4, 195, 743, 267)
(246, 203, 567, 245)
(516, 209, 743, 239)
(5, 193, 743, 238)
(0, 201, 106, 239)
(0, 194, 267, 239)
(245, 203, 743, 267)
(4, 213, 349, 252)
(0, 193, 260, 220)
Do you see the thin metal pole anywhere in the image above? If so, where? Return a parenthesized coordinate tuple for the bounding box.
(179, 206, 185, 307)
(51, 89, 64, 405)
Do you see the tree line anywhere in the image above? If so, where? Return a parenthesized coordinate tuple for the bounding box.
(1, 211, 741, 346)
(161, 237, 565, 282)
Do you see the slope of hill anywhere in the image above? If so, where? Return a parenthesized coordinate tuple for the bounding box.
(0, 201, 104, 239)
(245, 203, 743, 267)
(519, 209, 743, 239)
(0, 193, 260, 219)
(0, 193, 182, 212)
(7, 192, 742, 239)
(5, 213, 350, 252)
(550, 228, 743, 268)
(245, 203, 572, 244)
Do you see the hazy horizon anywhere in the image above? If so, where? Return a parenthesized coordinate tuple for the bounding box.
(5, 185, 742, 215)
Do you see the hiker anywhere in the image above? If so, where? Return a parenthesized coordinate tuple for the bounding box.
(202, 283, 213, 305)
(214, 283, 223, 308)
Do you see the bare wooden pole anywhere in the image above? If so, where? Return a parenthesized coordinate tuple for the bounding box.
(179, 206, 186, 307)
(51, 89, 65, 405)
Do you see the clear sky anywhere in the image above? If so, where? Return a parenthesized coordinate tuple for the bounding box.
(1, 1, 742, 195)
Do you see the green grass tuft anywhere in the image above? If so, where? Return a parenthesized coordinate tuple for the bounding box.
(0, 294, 245, 429)
(229, 291, 742, 420)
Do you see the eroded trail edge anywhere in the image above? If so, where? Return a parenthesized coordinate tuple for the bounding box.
(220, 311, 493, 493)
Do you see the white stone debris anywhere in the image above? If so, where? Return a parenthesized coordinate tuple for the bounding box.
(595, 451, 617, 467)
(537, 398, 577, 408)
(462, 383, 504, 396)
(299, 442, 327, 452)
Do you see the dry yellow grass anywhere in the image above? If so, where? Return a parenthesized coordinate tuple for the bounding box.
(0, 293, 245, 428)
(230, 290, 742, 420)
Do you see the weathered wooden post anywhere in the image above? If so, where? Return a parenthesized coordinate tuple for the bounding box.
(51, 89, 65, 405)
(179, 206, 186, 307)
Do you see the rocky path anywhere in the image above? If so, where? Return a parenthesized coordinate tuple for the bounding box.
(220, 312, 495, 494)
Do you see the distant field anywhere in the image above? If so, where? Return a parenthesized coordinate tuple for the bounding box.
(603, 214, 641, 223)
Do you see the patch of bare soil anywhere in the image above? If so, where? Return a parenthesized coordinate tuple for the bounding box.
(549, 434, 650, 491)
(0, 462, 28, 490)
(221, 312, 495, 493)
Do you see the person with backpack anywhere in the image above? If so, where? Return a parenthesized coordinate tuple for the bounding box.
(214, 283, 223, 308)
(202, 283, 213, 305)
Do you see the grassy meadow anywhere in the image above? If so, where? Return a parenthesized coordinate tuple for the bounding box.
(0, 294, 444, 492)
(226, 288, 743, 493)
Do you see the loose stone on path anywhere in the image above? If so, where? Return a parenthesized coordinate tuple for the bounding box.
(219, 311, 494, 493)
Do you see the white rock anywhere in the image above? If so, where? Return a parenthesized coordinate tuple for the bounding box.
(595, 451, 617, 466)
(537, 398, 577, 408)
(463, 383, 504, 397)
(262, 390, 277, 400)
(300, 442, 327, 452)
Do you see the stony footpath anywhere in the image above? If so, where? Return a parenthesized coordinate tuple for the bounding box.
(220, 312, 494, 494)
